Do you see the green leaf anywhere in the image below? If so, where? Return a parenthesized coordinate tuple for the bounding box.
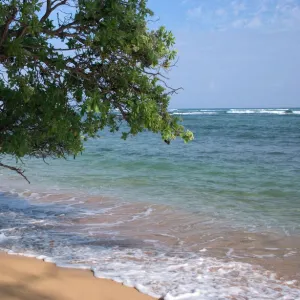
(0, 0, 193, 181)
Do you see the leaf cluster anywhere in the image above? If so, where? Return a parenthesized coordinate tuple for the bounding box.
(0, 0, 193, 177)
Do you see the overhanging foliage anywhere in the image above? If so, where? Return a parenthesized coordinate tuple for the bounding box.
(0, 0, 193, 181)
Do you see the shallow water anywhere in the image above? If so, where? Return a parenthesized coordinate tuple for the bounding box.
(1, 108, 300, 299)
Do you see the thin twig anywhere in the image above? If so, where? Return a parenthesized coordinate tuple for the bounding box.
(0, 162, 30, 184)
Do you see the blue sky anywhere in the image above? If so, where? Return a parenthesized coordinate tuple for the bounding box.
(148, 0, 300, 108)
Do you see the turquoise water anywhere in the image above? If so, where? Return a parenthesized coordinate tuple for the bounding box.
(1, 108, 300, 299)
(4, 107, 300, 233)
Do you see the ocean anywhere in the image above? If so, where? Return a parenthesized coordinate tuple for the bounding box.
(1, 108, 300, 299)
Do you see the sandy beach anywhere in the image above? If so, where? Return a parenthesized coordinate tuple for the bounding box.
(0, 252, 155, 300)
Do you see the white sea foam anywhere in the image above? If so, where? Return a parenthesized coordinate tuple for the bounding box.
(1, 212, 300, 300)
(170, 108, 299, 116)
(173, 112, 217, 115)
(90, 249, 300, 300)
(226, 248, 234, 257)
(0, 233, 9, 243)
(227, 108, 295, 115)
(3, 242, 299, 300)
(1, 173, 300, 299)
(284, 251, 297, 257)
(130, 207, 153, 221)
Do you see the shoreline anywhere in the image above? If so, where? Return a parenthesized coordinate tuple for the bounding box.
(1, 187, 300, 298)
(0, 251, 156, 300)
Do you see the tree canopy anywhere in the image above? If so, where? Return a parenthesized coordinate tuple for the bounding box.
(0, 0, 193, 181)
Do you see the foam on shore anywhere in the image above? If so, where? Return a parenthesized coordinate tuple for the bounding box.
(1, 187, 300, 299)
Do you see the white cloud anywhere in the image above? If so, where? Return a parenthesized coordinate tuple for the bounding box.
(231, 1, 246, 16)
(215, 8, 227, 17)
(270, 0, 300, 29)
(182, 0, 300, 31)
(257, 0, 271, 14)
(187, 6, 202, 18)
(247, 16, 263, 28)
(232, 19, 246, 28)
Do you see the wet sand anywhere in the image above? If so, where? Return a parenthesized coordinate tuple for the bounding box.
(1, 188, 300, 297)
(2, 189, 300, 285)
(0, 252, 155, 300)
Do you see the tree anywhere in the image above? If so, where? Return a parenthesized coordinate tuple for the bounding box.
(0, 0, 193, 182)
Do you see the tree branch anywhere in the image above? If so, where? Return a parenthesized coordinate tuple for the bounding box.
(41, 0, 52, 23)
(0, 162, 30, 184)
(40, 0, 68, 24)
(0, 7, 18, 47)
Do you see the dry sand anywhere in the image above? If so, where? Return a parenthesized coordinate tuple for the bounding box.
(0, 252, 156, 300)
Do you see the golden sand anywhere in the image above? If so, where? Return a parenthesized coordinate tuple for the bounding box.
(0, 253, 156, 300)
